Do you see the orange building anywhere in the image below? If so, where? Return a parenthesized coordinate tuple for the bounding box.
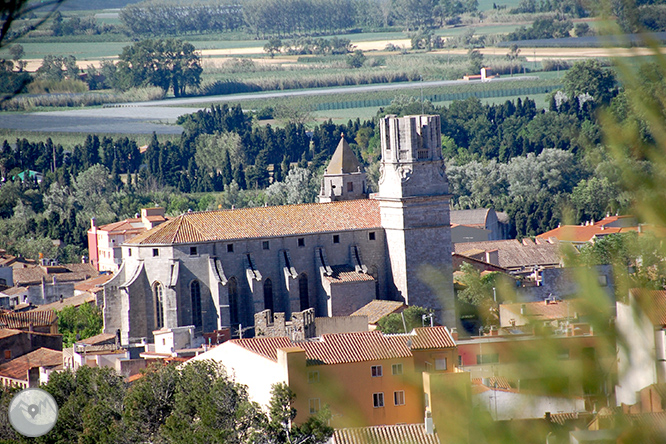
(190, 326, 458, 428)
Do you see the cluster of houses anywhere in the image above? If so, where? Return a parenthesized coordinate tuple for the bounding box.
(1, 115, 665, 443)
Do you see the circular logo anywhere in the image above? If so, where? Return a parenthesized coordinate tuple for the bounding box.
(8, 388, 58, 437)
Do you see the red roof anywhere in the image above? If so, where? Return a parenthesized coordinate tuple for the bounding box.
(334, 424, 440, 444)
(232, 327, 455, 365)
(127, 199, 381, 245)
(0, 348, 62, 380)
(0, 310, 57, 329)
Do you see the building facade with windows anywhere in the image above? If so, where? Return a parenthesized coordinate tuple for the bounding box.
(189, 326, 458, 428)
(101, 115, 455, 345)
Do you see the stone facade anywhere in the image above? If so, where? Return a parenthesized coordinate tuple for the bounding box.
(377, 115, 455, 327)
(102, 115, 455, 345)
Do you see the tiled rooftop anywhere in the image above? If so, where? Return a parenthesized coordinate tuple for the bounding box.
(127, 199, 381, 245)
(324, 265, 376, 284)
(74, 273, 114, 293)
(453, 239, 560, 269)
(77, 332, 116, 345)
(231, 327, 455, 365)
(351, 300, 405, 325)
(13, 263, 98, 286)
(333, 424, 440, 444)
(0, 347, 62, 380)
(0, 310, 57, 329)
(450, 209, 491, 227)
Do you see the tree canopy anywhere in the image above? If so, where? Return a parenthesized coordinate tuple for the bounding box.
(115, 38, 202, 97)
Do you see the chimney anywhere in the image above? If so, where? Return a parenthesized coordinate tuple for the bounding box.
(450, 327, 459, 341)
(520, 304, 526, 315)
(90, 217, 96, 229)
(425, 411, 434, 434)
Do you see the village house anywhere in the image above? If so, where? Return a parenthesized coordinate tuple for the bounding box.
(188, 326, 459, 429)
(88, 207, 167, 272)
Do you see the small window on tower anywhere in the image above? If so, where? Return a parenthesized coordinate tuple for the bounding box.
(227, 244, 234, 253)
(190, 247, 197, 256)
(262, 241, 270, 250)
(153, 249, 159, 257)
(298, 238, 305, 247)
(127, 249, 132, 257)
(369, 232, 376, 241)
(347, 182, 353, 192)
(333, 235, 340, 244)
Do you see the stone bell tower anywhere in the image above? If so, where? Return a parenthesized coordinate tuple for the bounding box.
(376, 114, 455, 328)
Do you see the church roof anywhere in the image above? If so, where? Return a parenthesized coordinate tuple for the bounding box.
(325, 136, 362, 175)
(127, 199, 381, 245)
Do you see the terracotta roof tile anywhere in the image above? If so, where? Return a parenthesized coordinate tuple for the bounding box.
(0, 328, 22, 339)
(0, 348, 62, 380)
(128, 199, 381, 245)
(98, 217, 144, 233)
(231, 327, 454, 365)
(450, 209, 490, 227)
(74, 273, 114, 292)
(453, 239, 560, 269)
(333, 424, 440, 444)
(351, 300, 406, 325)
(324, 265, 376, 284)
(0, 311, 56, 329)
(13, 264, 98, 286)
(78, 333, 116, 345)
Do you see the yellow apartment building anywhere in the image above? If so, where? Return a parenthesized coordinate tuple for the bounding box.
(190, 326, 458, 428)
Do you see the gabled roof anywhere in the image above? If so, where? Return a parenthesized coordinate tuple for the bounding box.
(333, 424, 440, 444)
(325, 136, 362, 175)
(98, 217, 144, 234)
(351, 300, 405, 325)
(0, 348, 62, 380)
(77, 332, 116, 345)
(74, 273, 114, 293)
(0, 310, 57, 329)
(13, 263, 98, 286)
(127, 199, 381, 245)
(230, 327, 455, 365)
(450, 209, 491, 227)
(453, 239, 560, 269)
(630, 289, 666, 326)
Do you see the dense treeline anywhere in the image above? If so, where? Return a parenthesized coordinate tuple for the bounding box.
(0, 363, 332, 444)
(117, 0, 479, 37)
(0, 60, 654, 260)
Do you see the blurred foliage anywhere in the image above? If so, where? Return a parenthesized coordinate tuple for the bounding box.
(377, 305, 433, 333)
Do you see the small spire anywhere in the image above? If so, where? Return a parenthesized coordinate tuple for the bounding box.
(341, 133, 345, 138)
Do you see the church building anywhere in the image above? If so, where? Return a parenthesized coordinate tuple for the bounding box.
(101, 114, 455, 345)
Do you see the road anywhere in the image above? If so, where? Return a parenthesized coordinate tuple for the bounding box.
(0, 76, 538, 135)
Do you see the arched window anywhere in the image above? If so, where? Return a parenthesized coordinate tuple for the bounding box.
(154, 282, 164, 329)
(263, 279, 274, 314)
(298, 274, 309, 311)
(228, 278, 239, 327)
(191, 280, 202, 328)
